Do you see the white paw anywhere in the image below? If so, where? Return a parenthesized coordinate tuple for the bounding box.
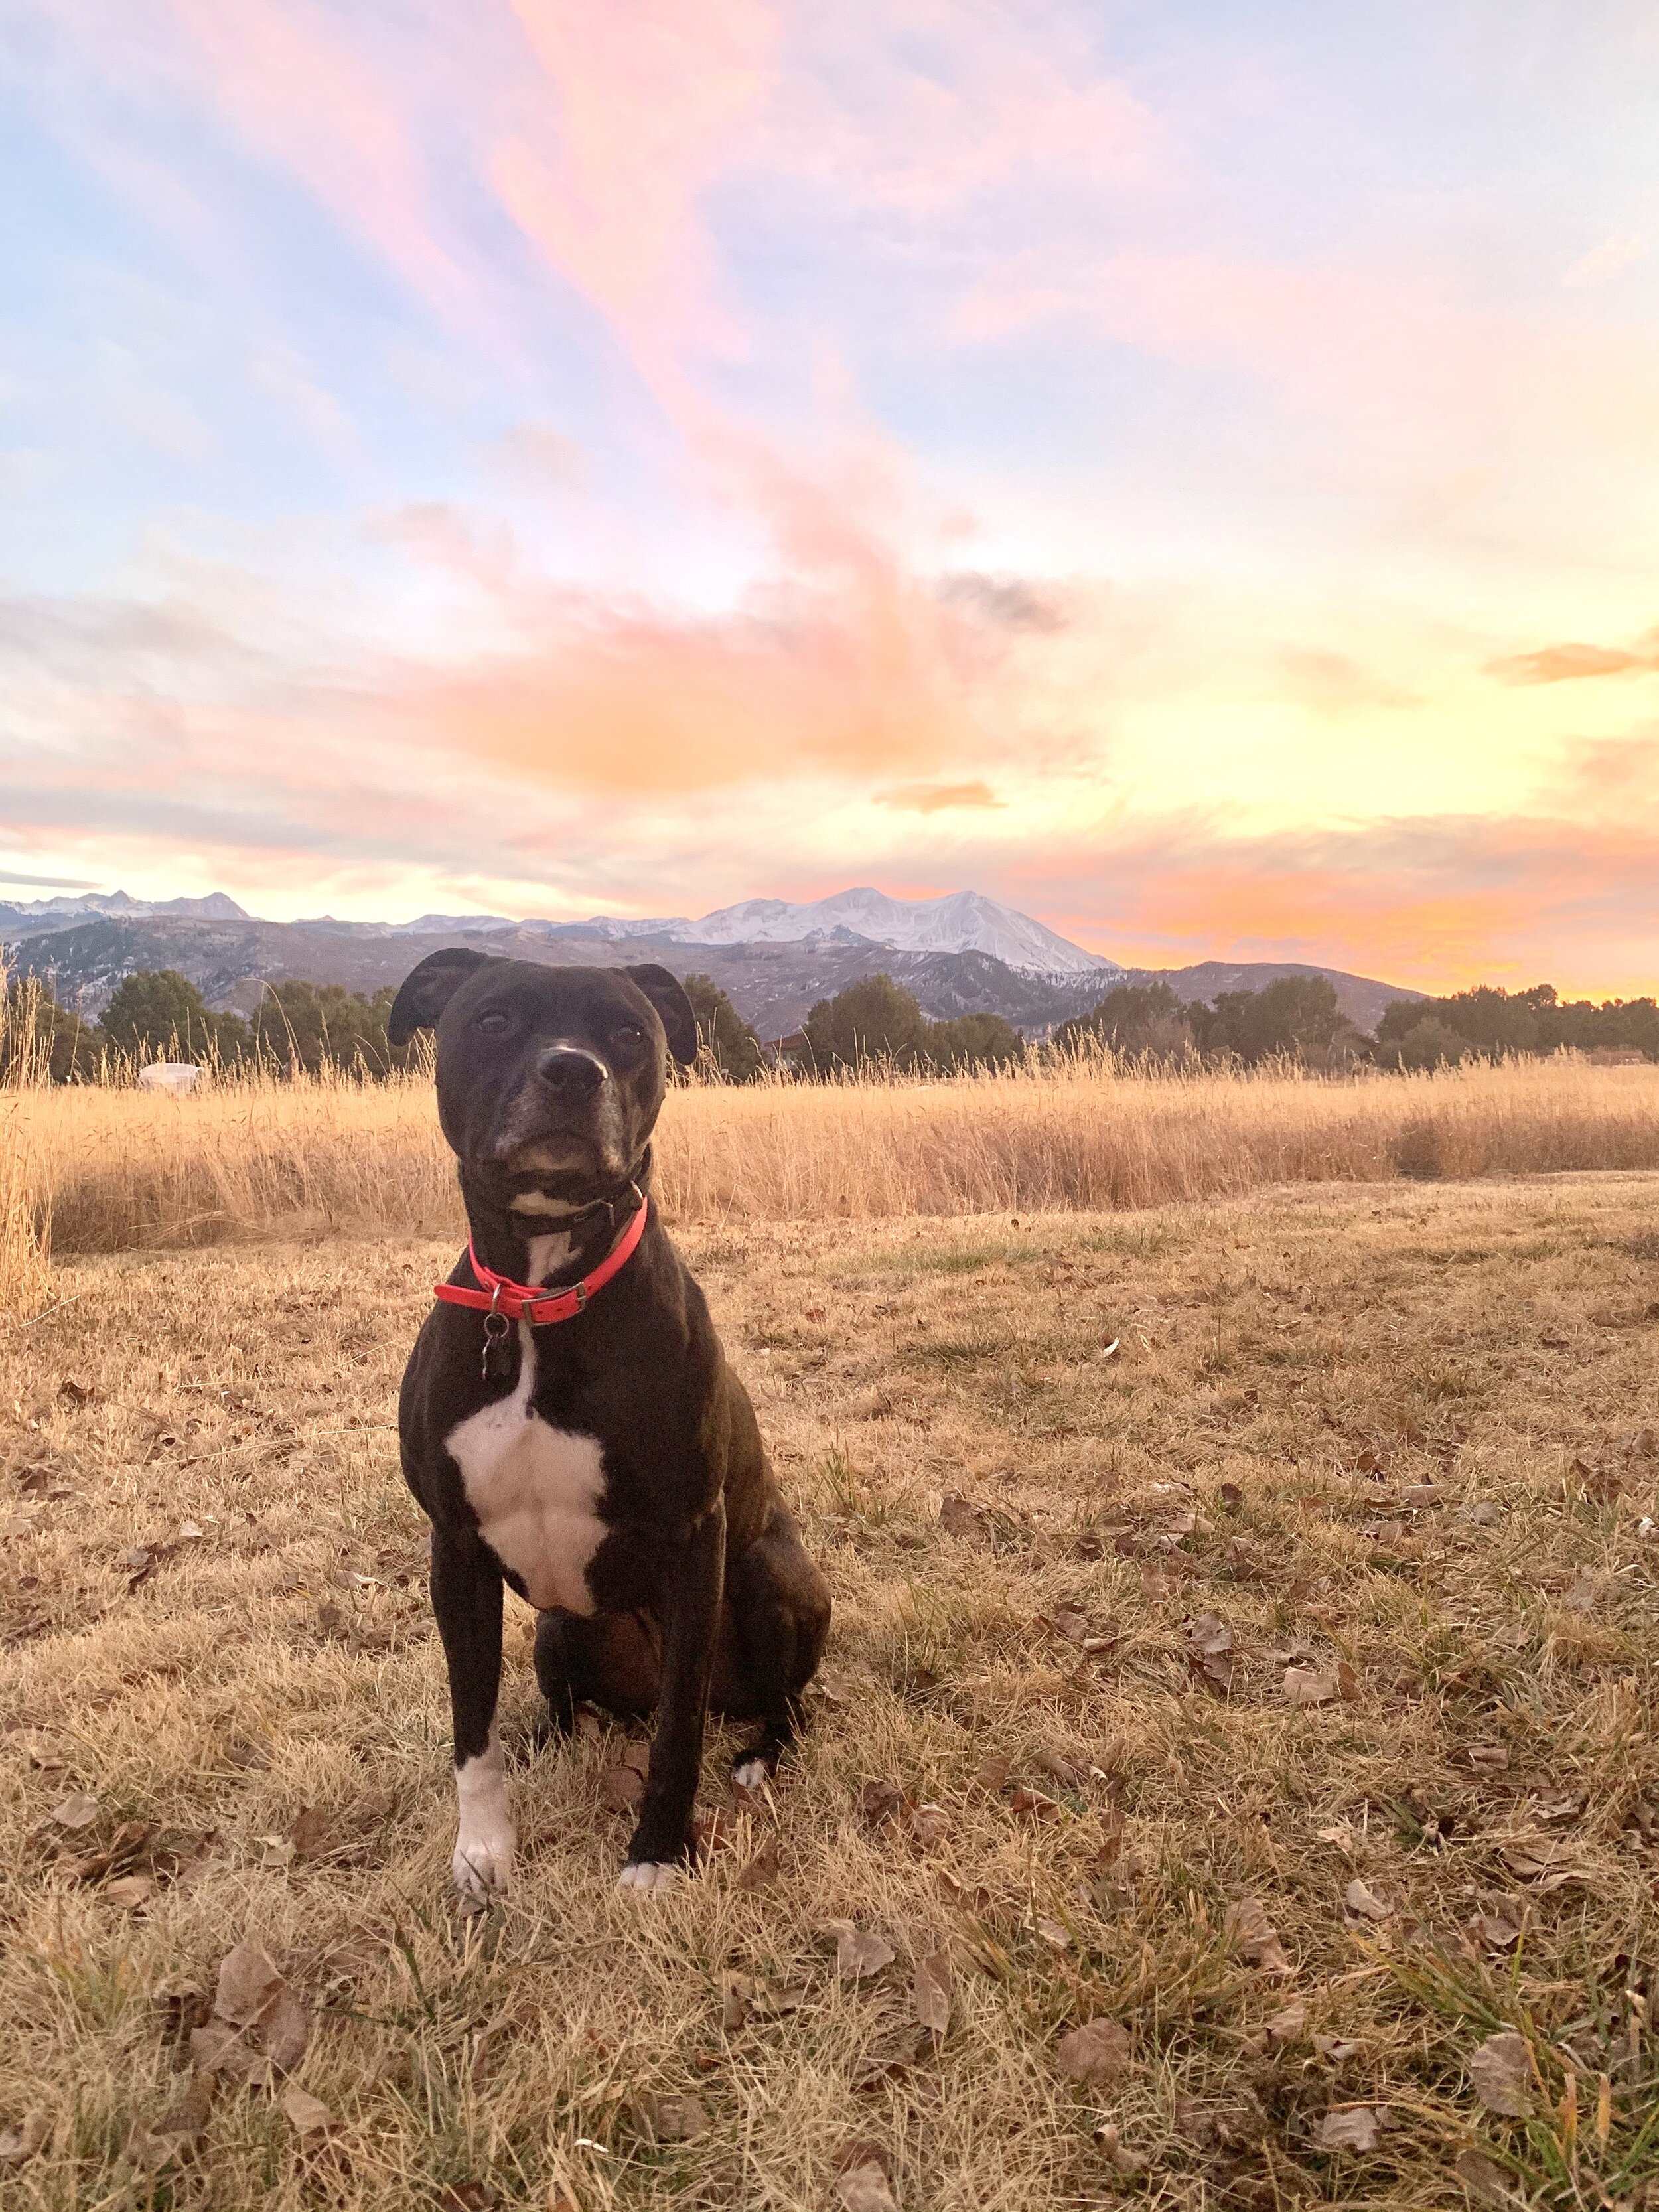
(618, 1859, 682, 1895)
(452, 1732, 514, 1895)
(733, 1759, 770, 1789)
(452, 1830, 514, 1895)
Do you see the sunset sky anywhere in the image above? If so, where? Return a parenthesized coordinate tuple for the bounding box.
(3, 1, 1658, 995)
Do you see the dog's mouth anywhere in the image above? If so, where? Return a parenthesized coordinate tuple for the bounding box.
(486, 1141, 636, 1204)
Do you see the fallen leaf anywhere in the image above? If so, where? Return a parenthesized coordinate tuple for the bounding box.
(599, 1765, 645, 1814)
(936, 1867, 991, 1914)
(1317, 2106, 1381, 2152)
(1469, 2030, 1534, 2117)
(860, 1779, 910, 1828)
(1500, 1839, 1589, 1889)
(912, 1952, 952, 2037)
(213, 1946, 284, 2029)
(630, 2092, 708, 2142)
(1009, 1786, 1061, 1821)
(1284, 1666, 1340, 1706)
(1056, 2016, 1131, 2085)
(133, 2073, 213, 2170)
(1343, 1878, 1392, 1922)
(58, 1377, 93, 1404)
(1469, 1745, 1510, 1773)
(1091, 2122, 1145, 2176)
(1313, 2033, 1364, 2061)
(938, 1495, 983, 1540)
(969, 1753, 1011, 1795)
(1466, 1913, 1521, 1953)
(823, 1923, 895, 1981)
(835, 2142, 898, 2212)
(288, 1806, 331, 1860)
(751, 1979, 806, 2018)
(1570, 1460, 1621, 1505)
(1224, 1896, 1293, 1976)
(279, 2084, 336, 2141)
(1031, 1749, 1088, 1789)
(906, 1802, 950, 1848)
(1034, 1917, 1071, 1951)
(261, 1987, 310, 2073)
(48, 1790, 100, 1832)
(1184, 1611, 1234, 1658)
(1220, 1483, 1244, 1512)
(1263, 2002, 1307, 2045)
(736, 1838, 780, 1891)
(105, 1874, 155, 1910)
(193, 1945, 309, 2082)
(1454, 2147, 1514, 2205)
(1468, 1501, 1505, 1527)
(177, 1520, 205, 1542)
(119, 1547, 157, 1587)
(0, 2110, 49, 2162)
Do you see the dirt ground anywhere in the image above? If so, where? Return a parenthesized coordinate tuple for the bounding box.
(2, 1173, 1658, 2209)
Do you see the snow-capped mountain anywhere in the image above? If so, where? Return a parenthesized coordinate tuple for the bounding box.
(545, 888, 1119, 980)
(0, 889, 246, 933)
(3, 883, 1115, 981)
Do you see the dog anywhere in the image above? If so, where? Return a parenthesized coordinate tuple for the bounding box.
(389, 948, 831, 1896)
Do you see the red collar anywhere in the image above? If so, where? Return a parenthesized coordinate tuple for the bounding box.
(433, 1201, 648, 1327)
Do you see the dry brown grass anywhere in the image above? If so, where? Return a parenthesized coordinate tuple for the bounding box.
(6, 1055, 1659, 1266)
(2, 1169, 1658, 2208)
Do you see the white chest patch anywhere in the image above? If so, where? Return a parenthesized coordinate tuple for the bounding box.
(444, 1317, 605, 1614)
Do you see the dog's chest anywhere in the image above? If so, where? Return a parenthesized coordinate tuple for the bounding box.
(443, 1320, 606, 1614)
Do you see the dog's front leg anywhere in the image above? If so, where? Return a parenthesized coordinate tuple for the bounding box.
(619, 1499, 725, 1893)
(431, 1524, 514, 1895)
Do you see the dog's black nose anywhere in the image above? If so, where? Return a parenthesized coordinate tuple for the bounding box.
(536, 1045, 609, 1098)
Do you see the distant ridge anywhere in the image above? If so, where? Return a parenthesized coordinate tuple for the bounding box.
(281, 887, 1119, 981)
(0, 889, 246, 932)
(3, 911, 1421, 1040)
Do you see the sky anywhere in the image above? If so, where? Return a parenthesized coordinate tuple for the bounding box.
(2, 1, 1658, 997)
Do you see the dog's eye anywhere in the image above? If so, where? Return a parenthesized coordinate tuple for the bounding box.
(476, 1009, 512, 1035)
(611, 1022, 644, 1046)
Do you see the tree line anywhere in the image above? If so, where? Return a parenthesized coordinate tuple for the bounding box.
(5, 962, 1654, 1086)
(3, 971, 410, 1082)
(1053, 976, 1658, 1068)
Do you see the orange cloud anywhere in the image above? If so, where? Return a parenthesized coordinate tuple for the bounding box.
(876, 780, 1004, 812)
(1486, 635, 1659, 684)
(1000, 812, 1659, 1001)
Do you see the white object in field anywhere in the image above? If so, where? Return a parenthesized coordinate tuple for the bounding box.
(137, 1061, 200, 1094)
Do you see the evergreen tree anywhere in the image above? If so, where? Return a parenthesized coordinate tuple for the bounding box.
(99, 970, 249, 1065)
(681, 974, 764, 1081)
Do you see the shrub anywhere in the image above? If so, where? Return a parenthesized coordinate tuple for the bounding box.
(99, 970, 249, 1065)
(247, 980, 399, 1075)
(1054, 981, 1194, 1060)
(682, 974, 764, 1082)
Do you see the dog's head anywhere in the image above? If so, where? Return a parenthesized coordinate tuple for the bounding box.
(388, 952, 697, 1209)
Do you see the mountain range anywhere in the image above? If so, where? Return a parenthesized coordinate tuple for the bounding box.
(0, 886, 1420, 1039)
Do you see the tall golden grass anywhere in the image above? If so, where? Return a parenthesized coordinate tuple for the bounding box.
(0, 1047, 1654, 1292)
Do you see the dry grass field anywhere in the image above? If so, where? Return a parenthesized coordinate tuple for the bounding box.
(7, 1053, 1659, 1261)
(2, 1065, 1658, 2209)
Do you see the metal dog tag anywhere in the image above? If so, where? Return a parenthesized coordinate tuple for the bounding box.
(481, 1310, 512, 1382)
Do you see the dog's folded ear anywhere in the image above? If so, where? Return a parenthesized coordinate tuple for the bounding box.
(625, 964, 699, 1067)
(387, 948, 494, 1047)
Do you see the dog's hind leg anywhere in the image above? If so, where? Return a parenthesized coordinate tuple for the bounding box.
(728, 1501, 831, 1787)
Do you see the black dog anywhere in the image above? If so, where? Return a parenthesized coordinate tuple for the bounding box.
(390, 949, 830, 1896)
